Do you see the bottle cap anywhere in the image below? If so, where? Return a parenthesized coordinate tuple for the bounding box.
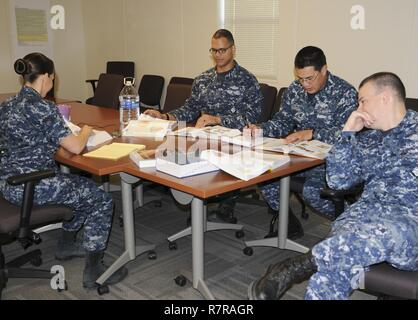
(124, 77, 135, 86)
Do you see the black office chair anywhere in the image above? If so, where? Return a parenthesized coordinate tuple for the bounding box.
(162, 83, 193, 113)
(0, 169, 73, 299)
(138, 75, 165, 111)
(364, 263, 418, 300)
(406, 97, 418, 112)
(258, 84, 278, 123)
(86, 73, 125, 109)
(270, 87, 288, 117)
(86, 61, 135, 95)
(169, 76, 194, 86)
(320, 185, 418, 300)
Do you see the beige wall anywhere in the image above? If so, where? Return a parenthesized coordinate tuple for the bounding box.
(0, 0, 20, 93)
(1, 0, 417, 101)
(290, 0, 418, 96)
(0, 0, 87, 101)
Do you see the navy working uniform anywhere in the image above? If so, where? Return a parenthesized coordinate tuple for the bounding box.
(170, 61, 263, 129)
(306, 110, 418, 299)
(0, 86, 113, 252)
(259, 72, 358, 217)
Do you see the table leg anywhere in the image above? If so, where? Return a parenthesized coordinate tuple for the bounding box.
(191, 197, 215, 300)
(167, 189, 243, 243)
(244, 176, 309, 254)
(95, 173, 156, 285)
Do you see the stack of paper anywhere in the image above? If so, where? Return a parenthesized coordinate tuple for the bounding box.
(65, 121, 113, 147)
(129, 149, 157, 168)
(200, 149, 290, 181)
(155, 148, 219, 178)
(122, 115, 177, 138)
(83, 143, 145, 160)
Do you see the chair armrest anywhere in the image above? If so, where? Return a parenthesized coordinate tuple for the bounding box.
(321, 184, 363, 218)
(85, 79, 98, 93)
(7, 169, 55, 186)
(321, 187, 361, 199)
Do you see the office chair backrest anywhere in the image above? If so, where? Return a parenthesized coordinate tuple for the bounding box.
(406, 97, 418, 112)
(169, 77, 194, 86)
(162, 83, 193, 113)
(270, 87, 288, 119)
(90, 73, 125, 109)
(259, 83, 278, 123)
(106, 61, 135, 78)
(138, 75, 165, 109)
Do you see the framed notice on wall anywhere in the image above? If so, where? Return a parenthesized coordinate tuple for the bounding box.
(9, 0, 53, 61)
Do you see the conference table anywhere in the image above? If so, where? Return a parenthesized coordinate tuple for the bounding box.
(0, 95, 323, 299)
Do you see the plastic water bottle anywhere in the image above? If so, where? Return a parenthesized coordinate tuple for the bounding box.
(119, 77, 140, 129)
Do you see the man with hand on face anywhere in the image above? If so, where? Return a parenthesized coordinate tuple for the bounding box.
(249, 72, 418, 300)
(145, 29, 263, 223)
(248, 46, 358, 239)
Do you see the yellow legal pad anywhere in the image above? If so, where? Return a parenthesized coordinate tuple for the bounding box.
(83, 143, 146, 160)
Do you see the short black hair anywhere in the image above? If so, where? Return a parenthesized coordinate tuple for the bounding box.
(294, 46, 327, 71)
(212, 29, 235, 45)
(14, 52, 54, 83)
(359, 72, 406, 103)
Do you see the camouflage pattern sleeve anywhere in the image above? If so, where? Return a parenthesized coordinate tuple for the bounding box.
(313, 86, 358, 144)
(326, 131, 364, 190)
(30, 99, 72, 148)
(220, 79, 262, 129)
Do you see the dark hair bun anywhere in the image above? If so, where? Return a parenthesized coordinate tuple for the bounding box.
(14, 59, 29, 75)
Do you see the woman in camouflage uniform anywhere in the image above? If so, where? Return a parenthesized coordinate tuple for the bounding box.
(0, 53, 127, 289)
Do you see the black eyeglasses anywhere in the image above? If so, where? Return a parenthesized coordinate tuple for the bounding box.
(209, 45, 233, 55)
(297, 71, 319, 84)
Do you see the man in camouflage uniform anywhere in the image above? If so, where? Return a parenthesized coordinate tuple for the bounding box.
(249, 72, 418, 300)
(145, 29, 262, 222)
(252, 46, 357, 238)
(1, 52, 127, 289)
(145, 28, 262, 129)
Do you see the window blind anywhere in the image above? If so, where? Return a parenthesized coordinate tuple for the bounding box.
(223, 0, 280, 80)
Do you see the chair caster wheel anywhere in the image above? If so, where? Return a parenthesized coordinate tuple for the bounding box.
(97, 284, 109, 295)
(57, 281, 68, 292)
(118, 217, 123, 227)
(30, 256, 42, 267)
(155, 201, 162, 208)
(235, 230, 245, 239)
(243, 247, 253, 256)
(174, 275, 187, 287)
(168, 242, 177, 250)
(148, 251, 157, 260)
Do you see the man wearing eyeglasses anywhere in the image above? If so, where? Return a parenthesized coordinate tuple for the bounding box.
(250, 72, 418, 300)
(145, 28, 263, 223)
(144, 28, 262, 129)
(251, 46, 358, 239)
